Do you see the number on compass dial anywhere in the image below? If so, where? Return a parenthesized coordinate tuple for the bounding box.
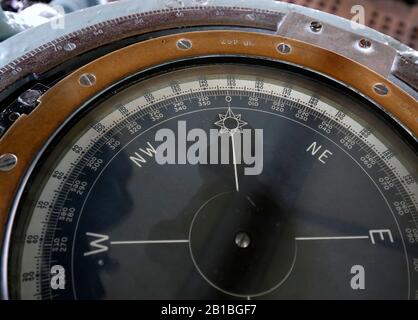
(9, 64, 418, 300)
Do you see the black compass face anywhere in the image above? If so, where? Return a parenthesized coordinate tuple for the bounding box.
(7, 63, 418, 300)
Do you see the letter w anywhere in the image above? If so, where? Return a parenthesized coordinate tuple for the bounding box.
(84, 232, 109, 256)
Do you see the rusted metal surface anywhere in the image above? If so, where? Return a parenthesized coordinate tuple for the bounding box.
(276, 11, 397, 78)
(279, 0, 418, 49)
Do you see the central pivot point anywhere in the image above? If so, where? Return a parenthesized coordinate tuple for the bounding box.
(189, 191, 296, 297)
(235, 232, 251, 249)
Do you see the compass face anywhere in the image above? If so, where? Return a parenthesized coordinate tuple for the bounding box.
(6, 63, 418, 300)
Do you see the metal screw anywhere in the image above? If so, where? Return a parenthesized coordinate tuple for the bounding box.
(359, 38, 372, 49)
(310, 21, 323, 33)
(235, 232, 251, 249)
(18, 89, 42, 106)
(373, 83, 389, 96)
(277, 43, 292, 55)
(176, 38, 192, 50)
(8, 112, 20, 122)
(79, 73, 96, 87)
(0, 153, 18, 172)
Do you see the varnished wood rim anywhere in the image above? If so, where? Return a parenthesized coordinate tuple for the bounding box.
(0, 30, 417, 239)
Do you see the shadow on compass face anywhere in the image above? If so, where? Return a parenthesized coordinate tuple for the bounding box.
(75, 151, 135, 299)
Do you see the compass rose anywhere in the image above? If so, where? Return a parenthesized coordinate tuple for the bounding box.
(214, 107, 247, 135)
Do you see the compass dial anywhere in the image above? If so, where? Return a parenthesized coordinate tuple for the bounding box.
(5, 63, 418, 300)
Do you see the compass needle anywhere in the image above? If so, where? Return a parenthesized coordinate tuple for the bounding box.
(231, 133, 240, 192)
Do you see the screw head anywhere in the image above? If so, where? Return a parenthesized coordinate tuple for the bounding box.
(277, 43, 292, 55)
(359, 38, 372, 49)
(310, 21, 323, 33)
(18, 89, 42, 106)
(176, 38, 192, 50)
(373, 83, 389, 95)
(235, 232, 251, 249)
(0, 153, 18, 172)
(79, 73, 96, 87)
